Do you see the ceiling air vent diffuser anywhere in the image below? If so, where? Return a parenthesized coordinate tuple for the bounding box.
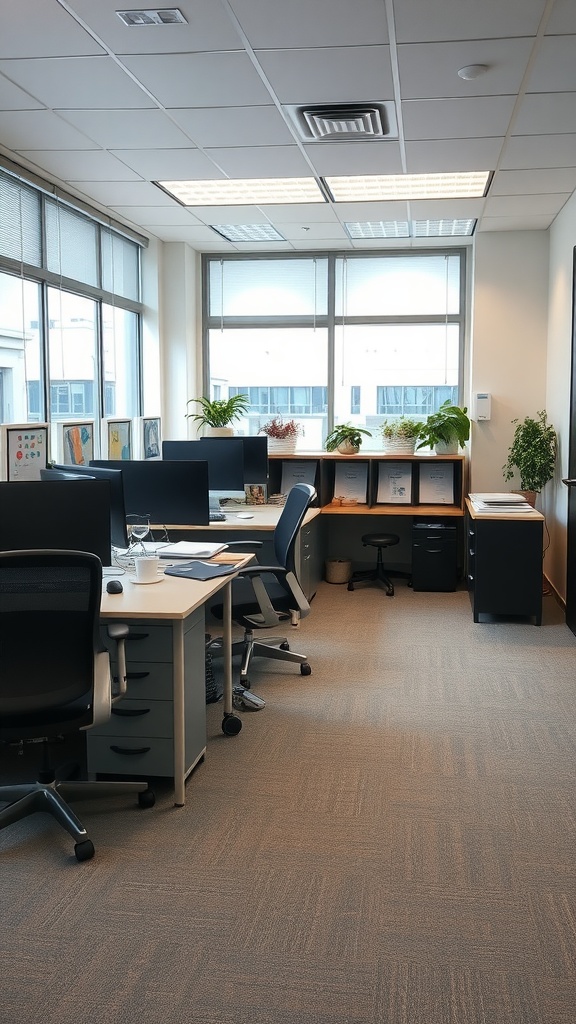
(287, 103, 397, 142)
(116, 9, 187, 26)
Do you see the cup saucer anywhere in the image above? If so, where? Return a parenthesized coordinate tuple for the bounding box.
(131, 576, 164, 585)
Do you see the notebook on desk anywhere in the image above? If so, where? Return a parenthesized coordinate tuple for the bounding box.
(164, 559, 241, 581)
(158, 540, 228, 559)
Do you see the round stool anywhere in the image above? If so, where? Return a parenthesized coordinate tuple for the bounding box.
(347, 532, 400, 596)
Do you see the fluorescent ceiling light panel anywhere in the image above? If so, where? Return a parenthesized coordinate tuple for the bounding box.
(412, 219, 476, 237)
(157, 178, 325, 205)
(211, 224, 286, 242)
(324, 171, 490, 202)
(345, 221, 409, 239)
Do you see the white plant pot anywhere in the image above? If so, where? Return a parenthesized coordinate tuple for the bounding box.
(337, 440, 359, 455)
(266, 437, 298, 454)
(434, 439, 459, 455)
(382, 437, 417, 455)
(203, 426, 234, 437)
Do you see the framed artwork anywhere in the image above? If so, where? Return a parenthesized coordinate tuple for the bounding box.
(1, 423, 49, 481)
(106, 418, 132, 460)
(142, 416, 161, 459)
(59, 421, 94, 466)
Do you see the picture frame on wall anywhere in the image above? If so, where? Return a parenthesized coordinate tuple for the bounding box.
(1, 423, 49, 481)
(142, 416, 161, 459)
(58, 420, 95, 466)
(105, 418, 132, 460)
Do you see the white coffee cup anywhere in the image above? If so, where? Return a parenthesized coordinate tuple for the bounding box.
(135, 556, 160, 583)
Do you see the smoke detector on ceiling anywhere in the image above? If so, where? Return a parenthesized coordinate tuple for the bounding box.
(285, 102, 398, 142)
(116, 8, 187, 26)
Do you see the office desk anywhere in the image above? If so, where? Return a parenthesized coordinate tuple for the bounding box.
(91, 553, 252, 806)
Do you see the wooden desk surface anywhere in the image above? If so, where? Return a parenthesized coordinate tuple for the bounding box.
(465, 497, 544, 522)
(157, 505, 321, 533)
(100, 553, 253, 620)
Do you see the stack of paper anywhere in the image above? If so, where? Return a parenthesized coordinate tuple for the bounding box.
(158, 540, 228, 558)
(469, 492, 534, 513)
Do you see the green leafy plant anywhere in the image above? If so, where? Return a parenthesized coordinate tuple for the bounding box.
(324, 423, 372, 452)
(381, 416, 423, 441)
(503, 409, 557, 492)
(259, 416, 302, 439)
(416, 401, 470, 450)
(185, 393, 249, 430)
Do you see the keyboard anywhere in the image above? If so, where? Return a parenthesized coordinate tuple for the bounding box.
(209, 511, 227, 522)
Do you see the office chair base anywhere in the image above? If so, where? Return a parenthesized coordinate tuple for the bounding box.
(347, 569, 395, 596)
(207, 632, 311, 688)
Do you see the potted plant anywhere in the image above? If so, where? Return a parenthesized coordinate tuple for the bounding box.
(381, 416, 423, 454)
(325, 423, 372, 455)
(259, 415, 302, 453)
(416, 401, 470, 454)
(503, 409, 557, 504)
(185, 393, 249, 435)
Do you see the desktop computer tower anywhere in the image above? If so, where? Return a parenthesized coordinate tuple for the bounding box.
(411, 521, 457, 592)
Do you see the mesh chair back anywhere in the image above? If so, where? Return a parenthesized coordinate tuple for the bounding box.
(273, 483, 316, 575)
(0, 549, 103, 719)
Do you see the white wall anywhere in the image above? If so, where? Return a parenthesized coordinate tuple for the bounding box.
(158, 242, 201, 441)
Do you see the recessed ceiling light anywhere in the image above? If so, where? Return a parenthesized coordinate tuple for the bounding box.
(412, 219, 476, 237)
(210, 224, 286, 242)
(345, 221, 409, 239)
(324, 171, 490, 202)
(116, 8, 187, 26)
(457, 64, 489, 80)
(156, 178, 326, 205)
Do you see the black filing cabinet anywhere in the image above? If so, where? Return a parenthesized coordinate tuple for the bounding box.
(412, 521, 458, 591)
(467, 515, 543, 624)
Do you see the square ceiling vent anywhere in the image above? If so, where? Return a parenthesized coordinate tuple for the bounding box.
(116, 8, 187, 26)
(285, 102, 398, 141)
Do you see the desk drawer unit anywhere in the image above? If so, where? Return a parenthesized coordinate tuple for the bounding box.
(88, 609, 206, 779)
(467, 517, 543, 624)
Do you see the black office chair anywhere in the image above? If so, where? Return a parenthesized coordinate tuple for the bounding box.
(208, 482, 316, 690)
(0, 549, 154, 863)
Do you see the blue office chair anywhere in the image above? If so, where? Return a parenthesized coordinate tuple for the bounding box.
(0, 549, 154, 862)
(208, 483, 316, 691)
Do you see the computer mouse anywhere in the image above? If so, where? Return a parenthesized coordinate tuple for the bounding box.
(106, 579, 124, 594)
(237, 512, 254, 519)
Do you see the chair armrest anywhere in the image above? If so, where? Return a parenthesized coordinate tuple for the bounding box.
(223, 540, 263, 550)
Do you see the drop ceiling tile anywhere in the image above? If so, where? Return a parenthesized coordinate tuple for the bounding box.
(491, 168, 576, 195)
(397, 39, 534, 99)
(332, 200, 410, 220)
(546, 0, 576, 34)
(478, 215, 554, 231)
(501, 134, 576, 169)
(513, 93, 576, 136)
(402, 96, 516, 141)
(73, 181, 173, 205)
(484, 193, 570, 217)
(0, 110, 99, 150)
(0, 56, 154, 109)
(0, 73, 44, 110)
(185, 204, 272, 221)
(168, 106, 294, 148)
(409, 198, 484, 219)
(146, 225, 224, 242)
(202, 145, 311, 177)
(303, 140, 403, 177)
(16, 149, 142, 181)
(226, 0, 389, 47)
(65, 0, 242, 55)
(110, 206, 205, 226)
(282, 236, 353, 250)
(58, 109, 195, 149)
(279, 221, 349, 241)
(394, 0, 545, 42)
(0, 0, 105, 58)
(111, 148, 221, 179)
(405, 137, 503, 173)
(254, 46, 394, 104)
(121, 52, 271, 107)
(526, 36, 576, 92)
(259, 203, 337, 222)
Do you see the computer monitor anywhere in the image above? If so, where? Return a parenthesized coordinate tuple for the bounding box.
(234, 436, 269, 485)
(0, 480, 112, 566)
(91, 459, 210, 526)
(161, 439, 245, 493)
(50, 463, 129, 550)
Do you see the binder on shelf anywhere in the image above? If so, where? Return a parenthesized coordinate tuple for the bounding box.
(280, 459, 317, 495)
(418, 463, 454, 504)
(376, 461, 412, 504)
(333, 461, 368, 503)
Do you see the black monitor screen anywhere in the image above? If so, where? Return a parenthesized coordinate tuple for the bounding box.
(0, 480, 112, 566)
(162, 439, 245, 492)
(50, 463, 129, 550)
(236, 436, 268, 485)
(91, 459, 209, 526)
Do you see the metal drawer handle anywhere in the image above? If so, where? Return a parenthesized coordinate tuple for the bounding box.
(111, 707, 151, 717)
(126, 671, 151, 679)
(109, 744, 151, 755)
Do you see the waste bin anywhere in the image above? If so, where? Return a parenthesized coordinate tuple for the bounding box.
(411, 522, 457, 592)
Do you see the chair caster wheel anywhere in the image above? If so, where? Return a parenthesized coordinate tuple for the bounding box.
(300, 662, 312, 675)
(280, 641, 290, 650)
(222, 713, 242, 736)
(138, 788, 155, 809)
(347, 583, 354, 591)
(75, 839, 95, 862)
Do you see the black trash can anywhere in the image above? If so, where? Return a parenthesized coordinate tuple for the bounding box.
(412, 521, 457, 592)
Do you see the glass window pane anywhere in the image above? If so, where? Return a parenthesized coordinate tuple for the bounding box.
(0, 271, 42, 422)
(102, 304, 140, 417)
(335, 254, 461, 316)
(209, 327, 328, 448)
(0, 172, 42, 266)
(101, 229, 141, 301)
(45, 200, 98, 287)
(47, 288, 98, 455)
(209, 259, 328, 317)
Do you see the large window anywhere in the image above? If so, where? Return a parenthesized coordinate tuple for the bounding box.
(204, 251, 466, 450)
(0, 166, 144, 455)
